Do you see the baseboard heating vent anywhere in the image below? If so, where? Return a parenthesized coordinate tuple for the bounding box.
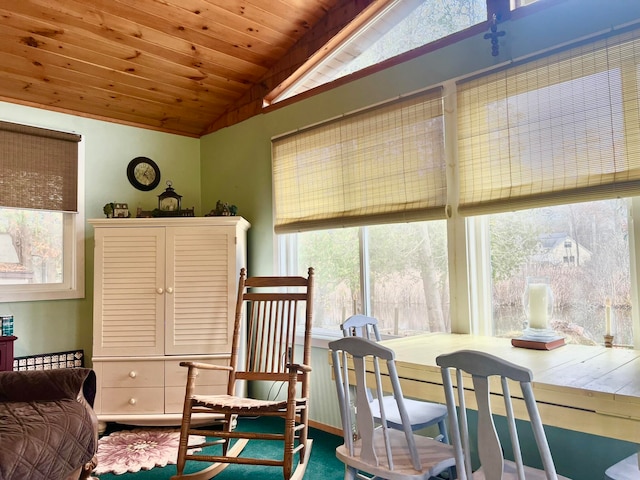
(13, 349, 84, 371)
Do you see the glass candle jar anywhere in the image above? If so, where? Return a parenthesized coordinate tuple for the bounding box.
(523, 276, 554, 338)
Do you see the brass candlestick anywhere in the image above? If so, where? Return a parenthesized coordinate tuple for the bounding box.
(604, 334, 614, 348)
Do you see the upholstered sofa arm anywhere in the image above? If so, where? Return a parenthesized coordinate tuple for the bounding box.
(0, 368, 96, 407)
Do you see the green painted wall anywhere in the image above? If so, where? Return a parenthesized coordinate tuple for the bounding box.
(2, 1, 640, 476)
(198, 1, 640, 477)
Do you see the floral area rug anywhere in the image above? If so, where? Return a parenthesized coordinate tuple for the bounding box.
(91, 428, 205, 476)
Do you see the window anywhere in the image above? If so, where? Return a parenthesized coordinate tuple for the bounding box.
(0, 121, 84, 302)
(268, 0, 487, 104)
(455, 27, 640, 346)
(273, 86, 448, 337)
(479, 199, 632, 346)
(276, 24, 640, 347)
(281, 220, 449, 336)
(268, 0, 544, 105)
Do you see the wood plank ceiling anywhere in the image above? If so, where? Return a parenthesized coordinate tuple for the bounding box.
(0, 0, 376, 137)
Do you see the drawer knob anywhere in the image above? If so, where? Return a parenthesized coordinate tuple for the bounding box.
(157, 287, 164, 294)
(166, 287, 173, 294)
(129, 371, 137, 378)
(128, 398, 137, 405)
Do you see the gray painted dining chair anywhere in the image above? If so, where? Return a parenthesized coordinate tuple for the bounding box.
(340, 314, 449, 443)
(329, 336, 455, 480)
(436, 349, 571, 480)
(605, 453, 639, 479)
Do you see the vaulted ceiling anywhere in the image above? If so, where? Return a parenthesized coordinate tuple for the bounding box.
(0, 0, 379, 137)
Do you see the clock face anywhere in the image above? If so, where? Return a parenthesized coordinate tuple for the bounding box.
(134, 163, 157, 186)
(127, 157, 161, 191)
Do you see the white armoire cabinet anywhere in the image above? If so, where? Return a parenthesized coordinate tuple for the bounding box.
(90, 216, 250, 426)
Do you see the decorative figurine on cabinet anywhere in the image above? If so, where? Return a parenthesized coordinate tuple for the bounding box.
(205, 200, 238, 216)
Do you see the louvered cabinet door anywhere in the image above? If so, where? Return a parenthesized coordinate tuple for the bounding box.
(93, 227, 165, 356)
(164, 225, 236, 355)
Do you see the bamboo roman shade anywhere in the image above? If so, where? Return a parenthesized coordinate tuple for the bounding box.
(272, 88, 446, 233)
(457, 28, 640, 216)
(0, 121, 81, 213)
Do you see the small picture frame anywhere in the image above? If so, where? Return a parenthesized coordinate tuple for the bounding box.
(113, 203, 130, 218)
(1, 315, 14, 336)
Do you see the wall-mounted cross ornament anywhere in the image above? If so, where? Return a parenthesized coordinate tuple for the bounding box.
(484, 13, 506, 56)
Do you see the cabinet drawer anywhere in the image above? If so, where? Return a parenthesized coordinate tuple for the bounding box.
(165, 385, 227, 414)
(165, 359, 230, 388)
(101, 387, 164, 414)
(100, 361, 164, 387)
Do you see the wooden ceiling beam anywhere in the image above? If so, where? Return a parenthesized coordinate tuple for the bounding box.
(263, 0, 397, 105)
(204, 0, 377, 134)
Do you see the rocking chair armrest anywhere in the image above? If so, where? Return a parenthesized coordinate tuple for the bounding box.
(286, 362, 312, 373)
(179, 361, 234, 371)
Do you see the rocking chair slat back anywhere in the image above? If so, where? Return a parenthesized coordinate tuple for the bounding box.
(234, 278, 311, 381)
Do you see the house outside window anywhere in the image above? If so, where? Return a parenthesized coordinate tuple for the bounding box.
(512, 0, 539, 7)
(481, 199, 631, 346)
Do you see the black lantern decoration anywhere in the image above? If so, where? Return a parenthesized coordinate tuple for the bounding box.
(158, 181, 182, 212)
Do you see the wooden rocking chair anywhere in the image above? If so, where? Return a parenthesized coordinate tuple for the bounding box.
(171, 267, 314, 480)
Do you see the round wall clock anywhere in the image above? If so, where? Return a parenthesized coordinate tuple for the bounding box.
(127, 157, 161, 191)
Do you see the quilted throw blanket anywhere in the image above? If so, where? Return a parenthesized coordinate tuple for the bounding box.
(0, 368, 99, 480)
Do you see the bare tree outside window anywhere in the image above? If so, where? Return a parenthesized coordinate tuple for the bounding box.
(0, 208, 64, 285)
(490, 199, 631, 345)
(295, 220, 449, 337)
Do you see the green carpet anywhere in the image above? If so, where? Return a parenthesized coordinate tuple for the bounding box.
(93, 417, 345, 480)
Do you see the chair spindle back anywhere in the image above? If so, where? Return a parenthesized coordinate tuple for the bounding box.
(230, 268, 314, 388)
(330, 336, 422, 472)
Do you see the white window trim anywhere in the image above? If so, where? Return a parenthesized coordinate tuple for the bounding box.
(629, 197, 640, 348)
(465, 216, 493, 336)
(0, 137, 85, 302)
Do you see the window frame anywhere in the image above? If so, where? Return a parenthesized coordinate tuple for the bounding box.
(0, 137, 85, 302)
(629, 197, 640, 348)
